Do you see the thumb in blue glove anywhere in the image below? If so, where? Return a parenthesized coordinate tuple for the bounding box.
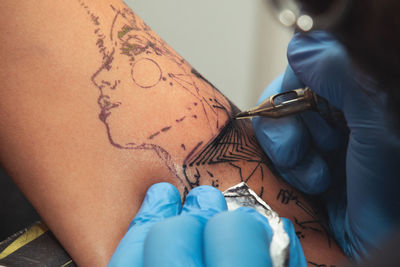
(204, 207, 306, 267)
(109, 182, 308, 267)
(108, 183, 228, 267)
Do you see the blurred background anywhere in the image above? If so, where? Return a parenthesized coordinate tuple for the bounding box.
(0, 0, 292, 241)
(126, 0, 293, 110)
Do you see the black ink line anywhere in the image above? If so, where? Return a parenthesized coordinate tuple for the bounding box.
(244, 162, 261, 183)
(176, 116, 186, 123)
(148, 131, 160, 140)
(109, 7, 120, 41)
(161, 126, 171, 132)
(185, 141, 204, 165)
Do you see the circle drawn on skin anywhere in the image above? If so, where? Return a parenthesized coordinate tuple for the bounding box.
(131, 58, 162, 88)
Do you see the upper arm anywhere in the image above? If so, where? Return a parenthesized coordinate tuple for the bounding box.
(0, 1, 346, 266)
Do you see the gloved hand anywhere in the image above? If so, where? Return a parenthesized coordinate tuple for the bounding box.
(253, 31, 400, 261)
(108, 182, 306, 267)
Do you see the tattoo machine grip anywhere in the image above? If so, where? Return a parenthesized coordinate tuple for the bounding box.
(235, 87, 348, 130)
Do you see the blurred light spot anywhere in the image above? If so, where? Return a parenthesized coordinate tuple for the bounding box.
(278, 9, 296, 27)
(297, 15, 313, 31)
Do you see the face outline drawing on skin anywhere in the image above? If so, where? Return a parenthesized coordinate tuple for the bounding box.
(90, 6, 231, 152)
(86, 5, 273, 199)
(81, 5, 338, 254)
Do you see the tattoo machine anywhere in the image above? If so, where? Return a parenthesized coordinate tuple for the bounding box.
(234, 87, 347, 129)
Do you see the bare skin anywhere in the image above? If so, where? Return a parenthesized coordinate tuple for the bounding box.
(0, 0, 346, 266)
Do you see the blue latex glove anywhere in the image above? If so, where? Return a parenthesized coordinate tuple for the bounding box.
(204, 208, 306, 267)
(108, 182, 306, 267)
(253, 31, 400, 261)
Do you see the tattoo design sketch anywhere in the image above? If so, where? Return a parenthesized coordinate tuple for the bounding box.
(80, 1, 235, 190)
(78, 0, 335, 254)
(183, 117, 269, 196)
(277, 188, 332, 245)
(80, 1, 271, 195)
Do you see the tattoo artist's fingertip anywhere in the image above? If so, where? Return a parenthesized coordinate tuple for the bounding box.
(275, 149, 332, 195)
(306, 163, 330, 194)
(253, 116, 309, 168)
(234, 207, 258, 215)
(144, 182, 181, 207)
(148, 182, 178, 191)
(132, 182, 181, 227)
(188, 185, 221, 196)
(294, 163, 330, 194)
(185, 185, 227, 211)
(146, 182, 180, 201)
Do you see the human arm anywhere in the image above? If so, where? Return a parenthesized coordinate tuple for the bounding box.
(0, 1, 345, 266)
